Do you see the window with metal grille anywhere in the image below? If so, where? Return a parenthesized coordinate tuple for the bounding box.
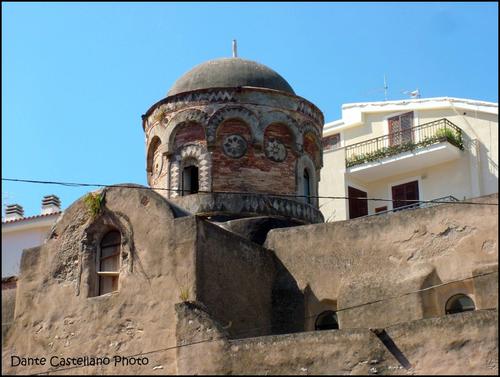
(98, 230, 120, 295)
(388, 112, 414, 146)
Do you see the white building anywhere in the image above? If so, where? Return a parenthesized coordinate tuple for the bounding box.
(319, 97, 498, 221)
(2, 195, 62, 277)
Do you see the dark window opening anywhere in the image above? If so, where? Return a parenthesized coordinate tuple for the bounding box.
(182, 165, 199, 196)
(304, 170, 311, 204)
(348, 186, 368, 219)
(315, 310, 339, 330)
(98, 230, 120, 295)
(445, 294, 475, 315)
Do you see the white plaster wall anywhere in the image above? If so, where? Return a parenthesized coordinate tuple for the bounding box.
(320, 102, 498, 221)
(319, 147, 347, 221)
(2, 226, 52, 277)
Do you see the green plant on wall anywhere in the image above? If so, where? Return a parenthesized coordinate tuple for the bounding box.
(153, 107, 166, 124)
(179, 286, 190, 302)
(435, 127, 463, 149)
(83, 192, 104, 218)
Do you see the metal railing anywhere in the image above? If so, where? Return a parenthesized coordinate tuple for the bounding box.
(345, 118, 464, 168)
(363, 195, 460, 218)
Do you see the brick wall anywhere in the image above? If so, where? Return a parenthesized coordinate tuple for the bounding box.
(211, 120, 297, 195)
(173, 122, 206, 149)
(304, 133, 320, 167)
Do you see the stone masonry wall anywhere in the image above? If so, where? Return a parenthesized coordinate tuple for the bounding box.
(1, 186, 199, 375)
(175, 301, 498, 375)
(264, 194, 498, 331)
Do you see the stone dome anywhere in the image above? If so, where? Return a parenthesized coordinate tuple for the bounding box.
(168, 58, 295, 96)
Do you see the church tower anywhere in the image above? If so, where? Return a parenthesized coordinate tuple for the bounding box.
(142, 56, 325, 225)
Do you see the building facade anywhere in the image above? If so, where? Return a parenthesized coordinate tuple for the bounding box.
(1, 195, 62, 278)
(320, 97, 498, 221)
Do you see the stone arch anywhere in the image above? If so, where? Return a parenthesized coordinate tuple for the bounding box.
(146, 136, 162, 174)
(165, 109, 209, 154)
(301, 121, 321, 143)
(296, 155, 318, 207)
(207, 105, 260, 147)
(169, 143, 212, 198)
(261, 111, 302, 153)
(302, 125, 323, 168)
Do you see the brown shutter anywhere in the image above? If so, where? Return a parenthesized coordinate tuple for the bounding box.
(348, 186, 368, 219)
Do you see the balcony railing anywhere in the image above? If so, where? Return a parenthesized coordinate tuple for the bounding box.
(345, 118, 464, 168)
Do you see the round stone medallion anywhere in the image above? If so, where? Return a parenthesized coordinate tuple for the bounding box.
(223, 134, 247, 158)
(265, 138, 287, 162)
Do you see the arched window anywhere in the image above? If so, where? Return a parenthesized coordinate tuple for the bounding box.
(304, 169, 311, 204)
(182, 165, 199, 196)
(98, 230, 121, 295)
(315, 310, 339, 330)
(445, 294, 475, 315)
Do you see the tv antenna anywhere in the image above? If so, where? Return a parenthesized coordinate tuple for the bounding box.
(360, 74, 389, 101)
(402, 88, 421, 99)
(383, 74, 388, 101)
(232, 39, 238, 58)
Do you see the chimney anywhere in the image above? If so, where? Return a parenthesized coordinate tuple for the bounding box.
(5, 204, 24, 221)
(41, 195, 61, 215)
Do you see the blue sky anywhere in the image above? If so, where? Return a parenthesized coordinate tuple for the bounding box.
(2, 2, 498, 216)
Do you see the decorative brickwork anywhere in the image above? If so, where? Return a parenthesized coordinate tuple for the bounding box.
(165, 109, 209, 153)
(304, 133, 321, 168)
(261, 111, 301, 153)
(207, 105, 260, 146)
(173, 123, 206, 149)
(169, 144, 212, 198)
(143, 82, 324, 223)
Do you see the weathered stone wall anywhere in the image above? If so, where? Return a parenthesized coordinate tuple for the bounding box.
(1, 186, 279, 375)
(265, 194, 498, 330)
(176, 302, 498, 375)
(1, 186, 198, 375)
(1, 281, 17, 343)
(194, 218, 276, 339)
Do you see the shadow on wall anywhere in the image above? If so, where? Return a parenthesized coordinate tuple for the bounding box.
(478, 140, 498, 194)
(271, 257, 304, 334)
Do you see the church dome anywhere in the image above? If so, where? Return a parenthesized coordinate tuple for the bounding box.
(168, 58, 295, 96)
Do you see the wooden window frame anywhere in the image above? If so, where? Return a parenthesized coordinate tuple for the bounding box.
(97, 231, 121, 296)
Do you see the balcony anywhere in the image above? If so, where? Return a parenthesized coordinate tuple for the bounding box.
(345, 119, 464, 182)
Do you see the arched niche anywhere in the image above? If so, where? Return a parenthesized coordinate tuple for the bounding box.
(165, 109, 209, 154)
(207, 105, 260, 148)
(261, 111, 302, 153)
(296, 155, 318, 207)
(169, 144, 212, 198)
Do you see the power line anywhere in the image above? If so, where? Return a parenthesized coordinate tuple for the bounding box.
(28, 270, 497, 375)
(2, 178, 498, 206)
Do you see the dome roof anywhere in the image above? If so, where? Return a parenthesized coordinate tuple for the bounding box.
(168, 58, 295, 96)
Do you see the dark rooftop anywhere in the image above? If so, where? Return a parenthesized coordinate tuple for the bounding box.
(167, 58, 295, 96)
